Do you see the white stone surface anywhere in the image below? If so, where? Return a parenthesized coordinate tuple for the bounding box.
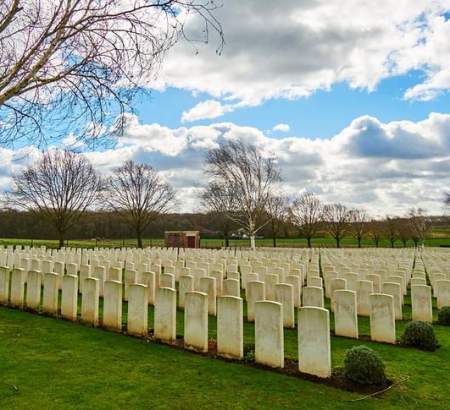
(255, 301, 284, 368)
(154, 287, 177, 343)
(127, 284, 149, 336)
(61, 275, 78, 321)
(103, 280, 123, 331)
(217, 296, 243, 359)
(298, 306, 331, 378)
(370, 293, 396, 344)
(334, 290, 358, 339)
(184, 291, 208, 352)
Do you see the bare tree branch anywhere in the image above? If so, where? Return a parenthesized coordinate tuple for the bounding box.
(349, 208, 368, 248)
(106, 160, 175, 248)
(7, 149, 103, 247)
(205, 140, 281, 249)
(0, 0, 224, 146)
(289, 192, 322, 248)
(322, 203, 351, 248)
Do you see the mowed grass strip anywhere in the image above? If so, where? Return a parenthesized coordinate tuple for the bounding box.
(3, 235, 450, 249)
(1, 293, 450, 409)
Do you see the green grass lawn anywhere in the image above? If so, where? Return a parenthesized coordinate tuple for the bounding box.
(1, 292, 449, 409)
(2, 235, 450, 249)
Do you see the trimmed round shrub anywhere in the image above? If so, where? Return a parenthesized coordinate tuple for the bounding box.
(344, 346, 386, 386)
(400, 321, 439, 351)
(438, 307, 450, 326)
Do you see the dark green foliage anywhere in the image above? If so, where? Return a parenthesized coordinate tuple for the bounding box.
(438, 307, 450, 326)
(243, 347, 255, 363)
(400, 321, 439, 351)
(344, 346, 386, 386)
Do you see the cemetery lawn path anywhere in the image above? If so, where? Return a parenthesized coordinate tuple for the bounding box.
(1, 306, 450, 409)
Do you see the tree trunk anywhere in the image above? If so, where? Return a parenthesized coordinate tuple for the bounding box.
(272, 220, 277, 247)
(375, 239, 379, 248)
(391, 239, 394, 248)
(307, 237, 312, 248)
(250, 235, 256, 250)
(336, 236, 340, 248)
(224, 233, 230, 248)
(58, 230, 65, 249)
(136, 226, 143, 248)
(358, 237, 362, 248)
(249, 218, 256, 250)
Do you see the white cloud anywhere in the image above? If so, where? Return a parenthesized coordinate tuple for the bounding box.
(181, 100, 235, 122)
(69, 113, 450, 216)
(146, 0, 450, 112)
(273, 124, 290, 133)
(2, 113, 450, 216)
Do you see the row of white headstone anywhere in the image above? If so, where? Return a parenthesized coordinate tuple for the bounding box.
(0, 267, 331, 378)
(1, 245, 450, 379)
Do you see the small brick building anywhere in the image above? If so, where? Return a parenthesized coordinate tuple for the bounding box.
(164, 231, 200, 248)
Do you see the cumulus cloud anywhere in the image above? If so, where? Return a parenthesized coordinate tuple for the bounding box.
(2, 113, 450, 216)
(145, 0, 450, 115)
(181, 100, 235, 122)
(273, 124, 290, 133)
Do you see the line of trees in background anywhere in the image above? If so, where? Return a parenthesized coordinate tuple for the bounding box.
(0, 143, 438, 249)
(0, 203, 438, 249)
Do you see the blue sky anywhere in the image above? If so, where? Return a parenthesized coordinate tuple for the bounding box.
(136, 70, 450, 140)
(3, 0, 450, 216)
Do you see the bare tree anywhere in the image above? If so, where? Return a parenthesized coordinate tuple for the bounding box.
(205, 140, 281, 250)
(349, 208, 368, 248)
(384, 216, 398, 248)
(322, 203, 351, 248)
(289, 192, 322, 248)
(201, 181, 237, 248)
(368, 219, 383, 248)
(397, 218, 412, 247)
(408, 208, 431, 247)
(8, 150, 103, 247)
(107, 160, 175, 248)
(266, 194, 288, 248)
(0, 0, 223, 146)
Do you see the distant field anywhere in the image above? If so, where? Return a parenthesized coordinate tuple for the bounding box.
(1, 232, 450, 249)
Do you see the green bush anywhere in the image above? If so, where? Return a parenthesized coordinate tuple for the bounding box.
(400, 321, 439, 351)
(438, 307, 450, 326)
(344, 346, 386, 386)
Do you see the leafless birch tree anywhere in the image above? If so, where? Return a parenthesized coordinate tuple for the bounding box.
(205, 140, 281, 250)
(8, 149, 103, 247)
(107, 160, 174, 248)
